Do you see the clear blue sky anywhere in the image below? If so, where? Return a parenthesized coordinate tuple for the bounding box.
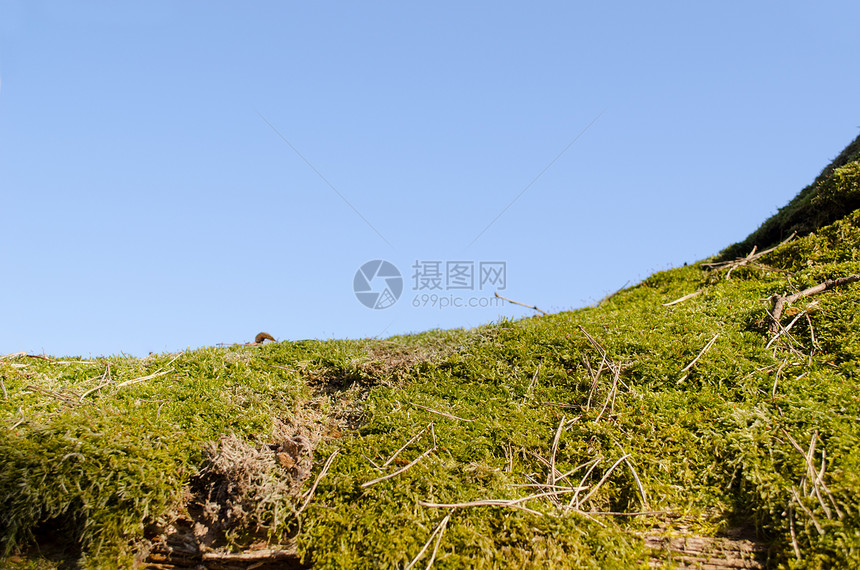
(1, 2, 858, 357)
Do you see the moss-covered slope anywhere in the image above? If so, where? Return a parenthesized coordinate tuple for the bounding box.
(2, 135, 860, 569)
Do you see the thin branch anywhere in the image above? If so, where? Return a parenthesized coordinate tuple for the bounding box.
(296, 449, 339, 516)
(423, 512, 449, 570)
(406, 511, 452, 570)
(767, 310, 807, 349)
(555, 455, 600, 484)
(568, 456, 604, 509)
(771, 359, 788, 400)
(575, 454, 630, 508)
(525, 451, 576, 490)
(25, 354, 56, 362)
(114, 368, 173, 388)
(805, 311, 822, 353)
(791, 487, 824, 536)
(764, 308, 803, 352)
(362, 446, 436, 488)
(79, 364, 114, 402)
(782, 429, 844, 522)
(739, 362, 780, 383)
(10, 407, 27, 429)
(419, 488, 578, 516)
(494, 292, 547, 316)
(524, 361, 542, 401)
(583, 354, 605, 411)
(788, 505, 801, 561)
(594, 363, 620, 422)
(585, 510, 672, 516)
(511, 483, 589, 491)
(818, 448, 843, 520)
(746, 261, 795, 276)
(596, 281, 630, 306)
(200, 548, 301, 564)
(578, 325, 607, 359)
(1, 352, 27, 360)
(409, 511, 452, 570)
(362, 455, 382, 470)
(768, 274, 860, 335)
(579, 325, 610, 411)
(410, 402, 474, 422)
(382, 423, 433, 468)
(25, 385, 79, 406)
(547, 415, 566, 488)
(677, 333, 719, 383)
(662, 291, 701, 307)
(622, 454, 649, 511)
(702, 232, 797, 279)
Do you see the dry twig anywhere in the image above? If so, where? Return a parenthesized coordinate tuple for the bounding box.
(25, 385, 79, 406)
(296, 449, 339, 516)
(702, 232, 797, 279)
(788, 504, 802, 560)
(767, 310, 808, 349)
(596, 281, 630, 306)
(79, 364, 113, 402)
(524, 361, 541, 401)
(1, 352, 27, 360)
(578, 326, 612, 412)
(767, 274, 860, 335)
(790, 487, 824, 536)
(677, 333, 719, 383)
(662, 291, 701, 307)
(770, 359, 788, 400)
(410, 402, 474, 422)
(405, 511, 452, 570)
(362, 425, 437, 488)
(547, 415, 567, 489)
(574, 454, 630, 508)
(25, 354, 56, 362)
(620, 452, 649, 510)
(382, 423, 433, 468)
(419, 488, 578, 516)
(494, 292, 547, 316)
(782, 429, 843, 521)
(594, 363, 622, 421)
(115, 368, 173, 388)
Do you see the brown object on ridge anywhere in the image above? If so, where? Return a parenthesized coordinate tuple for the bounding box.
(255, 332, 276, 344)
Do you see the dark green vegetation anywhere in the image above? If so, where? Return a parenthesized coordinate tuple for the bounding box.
(720, 134, 860, 260)
(2, 134, 860, 569)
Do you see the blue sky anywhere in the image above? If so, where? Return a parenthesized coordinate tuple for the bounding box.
(1, 1, 858, 357)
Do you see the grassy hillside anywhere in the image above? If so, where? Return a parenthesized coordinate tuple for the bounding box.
(2, 135, 860, 569)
